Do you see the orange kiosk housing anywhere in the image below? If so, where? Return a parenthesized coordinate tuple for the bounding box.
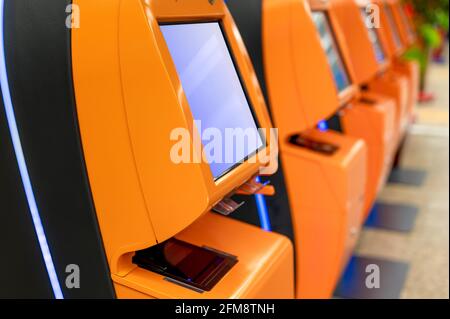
(71, 0, 294, 299)
(307, 0, 397, 218)
(263, 0, 368, 298)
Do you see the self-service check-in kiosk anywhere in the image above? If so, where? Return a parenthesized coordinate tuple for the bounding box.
(229, 0, 368, 298)
(330, 0, 413, 152)
(71, 0, 294, 298)
(307, 0, 397, 217)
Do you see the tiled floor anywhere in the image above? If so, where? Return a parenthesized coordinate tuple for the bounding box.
(355, 55, 450, 299)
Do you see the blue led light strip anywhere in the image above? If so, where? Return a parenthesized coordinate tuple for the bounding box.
(255, 177, 271, 231)
(255, 193, 271, 231)
(0, 0, 64, 299)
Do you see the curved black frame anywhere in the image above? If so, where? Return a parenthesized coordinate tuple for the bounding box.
(1, 0, 115, 298)
(226, 0, 295, 244)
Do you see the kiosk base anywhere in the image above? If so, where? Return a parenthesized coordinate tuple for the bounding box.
(281, 129, 367, 299)
(113, 213, 294, 299)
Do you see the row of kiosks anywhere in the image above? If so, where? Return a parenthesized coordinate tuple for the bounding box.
(233, 0, 368, 299)
(333, 0, 419, 154)
(227, 0, 419, 298)
(70, 0, 417, 299)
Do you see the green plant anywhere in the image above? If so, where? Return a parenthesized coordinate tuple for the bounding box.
(403, 0, 449, 91)
(406, 0, 449, 26)
(405, 0, 448, 48)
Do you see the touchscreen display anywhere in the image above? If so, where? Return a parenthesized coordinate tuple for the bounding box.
(161, 22, 264, 180)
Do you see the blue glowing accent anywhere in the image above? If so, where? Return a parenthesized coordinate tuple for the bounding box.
(0, 0, 63, 299)
(254, 177, 271, 231)
(318, 120, 328, 131)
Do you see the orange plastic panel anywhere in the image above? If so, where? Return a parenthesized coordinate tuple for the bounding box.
(369, 71, 409, 147)
(340, 93, 396, 217)
(281, 129, 367, 298)
(113, 213, 294, 299)
(71, 0, 158, 275)
(263, 0, 340, 136)
(374, 0, 405, 57)
(72, 0, 276, 276)
(394, 60, 420, 120)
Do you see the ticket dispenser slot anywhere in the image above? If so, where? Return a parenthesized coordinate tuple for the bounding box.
(72, 0, 293, 298)
(235, 177, 273, 195)
(212, 197, 245, 216)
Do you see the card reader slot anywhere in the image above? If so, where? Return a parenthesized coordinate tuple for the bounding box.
(133, 238, 238, 292)
(359, 97, 377, 105)
(289, 134, 339, 156)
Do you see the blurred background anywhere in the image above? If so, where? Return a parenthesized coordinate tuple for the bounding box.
(355, 0, 449, 299)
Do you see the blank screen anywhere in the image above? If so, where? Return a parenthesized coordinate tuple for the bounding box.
(160, 22, 264, 180)
(361, 9, 386, 63)
(312, 12, 351, 93)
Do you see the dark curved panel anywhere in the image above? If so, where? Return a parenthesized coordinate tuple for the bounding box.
(326, 114, 343, 133)
(0, 92, 54, 299)
(3, 0, 114, 298)
(226, 0, 295, 243)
